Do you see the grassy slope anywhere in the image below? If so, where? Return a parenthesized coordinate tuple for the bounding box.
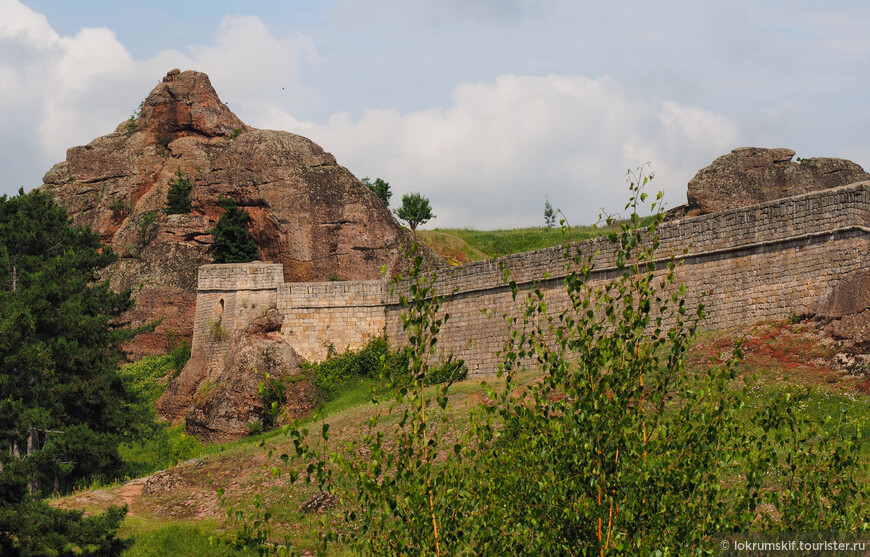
(418, 219, 654, 264)
(54, 319, 870, 555)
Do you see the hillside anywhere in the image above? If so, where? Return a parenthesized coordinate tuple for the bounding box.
(54, 318, 870, 555)
(417, 222, 634, 264)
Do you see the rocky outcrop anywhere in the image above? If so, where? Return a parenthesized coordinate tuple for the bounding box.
(686, 147, 869, 215)
(39, 69, 442, 360)
(815, 271, 870, 351)
(183, 310, 317, 443)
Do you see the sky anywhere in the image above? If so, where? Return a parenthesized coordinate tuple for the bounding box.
(1, 0, 868, 229)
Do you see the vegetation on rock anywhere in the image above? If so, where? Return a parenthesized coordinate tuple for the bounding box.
(362, 177, 392, 207)
(165, 167, 193, 214)
(210, 196, 259, 264)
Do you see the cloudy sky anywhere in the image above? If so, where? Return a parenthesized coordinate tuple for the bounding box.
(2, 0, 868, 228)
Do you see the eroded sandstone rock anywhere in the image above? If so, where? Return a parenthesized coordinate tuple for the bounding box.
(183, 309, 317, 442)
(815, 270, 870, 351)
(38, 69, 442, 361)
(686, 147, 869, 214)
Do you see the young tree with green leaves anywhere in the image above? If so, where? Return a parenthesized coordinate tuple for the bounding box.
(394, 192, 434, 232)
(0, 188, 143, 555)
(543, 196, 555, 227)
(210, 196, 260, 264)
(362, 177, 392, 207)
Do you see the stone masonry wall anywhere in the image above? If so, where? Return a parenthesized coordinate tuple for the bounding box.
(190, 263, 284, 382)
(277, 281, 387, 362)
(189, 182, 870, 380)
(385, 182, 870, 377)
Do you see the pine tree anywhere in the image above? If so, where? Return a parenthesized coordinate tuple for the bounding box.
(210, 196, 260, 263)
(0, 188, 141, 555)
(165, 167, 193, 214)
(543, 197, 556, 228)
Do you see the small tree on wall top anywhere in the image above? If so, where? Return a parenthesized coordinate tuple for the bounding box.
(210, 196, 259, 264)
(394, 192, 434, 232)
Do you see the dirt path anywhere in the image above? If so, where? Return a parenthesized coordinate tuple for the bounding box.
(116, 477, 146, 516)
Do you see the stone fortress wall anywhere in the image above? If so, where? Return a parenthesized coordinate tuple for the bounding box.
(190, 182, 870, 379)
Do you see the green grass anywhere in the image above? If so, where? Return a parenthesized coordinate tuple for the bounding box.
(121, 520, 259, 556)
(419, 218, 655, 262)
(744, 384, 870, 445)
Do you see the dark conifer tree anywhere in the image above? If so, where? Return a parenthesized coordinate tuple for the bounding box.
(165, 167, 193, 214)
(0, 188, 140, 554)
(210, 196, 260, 263)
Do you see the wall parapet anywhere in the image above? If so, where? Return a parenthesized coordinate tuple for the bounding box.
(197, 262, 284, 291)
(421, 182, 870, 299)
(278, 280, 387, 310)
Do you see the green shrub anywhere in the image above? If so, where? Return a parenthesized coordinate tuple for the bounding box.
(135, 210, 158, 254)
(119, 354, 174, 407)
(210, 320, 228, 340)
(169, 341, 191, 374)
(210, 196, 259, 264)
(302, 336, 422, 400)
(424, 354, 467, 385)
(109, 198, 129, 213)
(156, 134, 171, 156)
(166, 167, 193, 214)
(165, 329, 191, 374)
(118, 424, 204, 478)
(257, 372, 289, 430)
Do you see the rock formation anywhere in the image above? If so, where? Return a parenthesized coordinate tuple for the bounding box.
(686, 147, 869, 215)
(815, 270, 870, 351)
(183, 309, 317, 443)
(39, 69, 442, 360)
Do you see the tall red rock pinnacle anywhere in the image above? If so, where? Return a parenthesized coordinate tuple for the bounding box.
(39, 69, 442, 359)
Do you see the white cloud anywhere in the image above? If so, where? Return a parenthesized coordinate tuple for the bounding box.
(1, 0, 741, 229)
(333, 0, 538, 26)
(279, 74, 740, 228)
(0, 2, 319, 191)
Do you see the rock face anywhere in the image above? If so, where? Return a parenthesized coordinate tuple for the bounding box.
(183, 310, 316, 443)
(815, 271, 870, 351)
(686, 147, 870, 214)
(39, 69, 442, 360)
